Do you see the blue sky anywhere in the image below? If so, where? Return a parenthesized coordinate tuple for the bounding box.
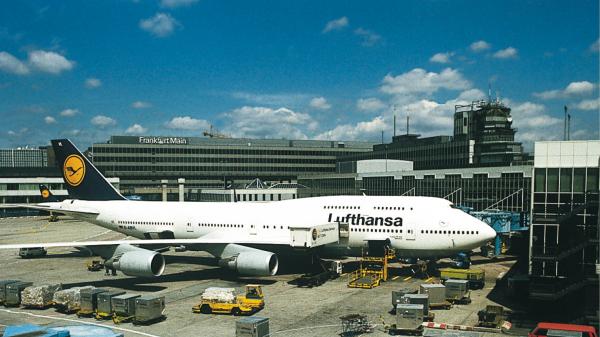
(0, 0, 598, 150)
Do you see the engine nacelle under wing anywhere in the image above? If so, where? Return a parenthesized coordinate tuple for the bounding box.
(105, 244, 165, 277)
(218, 245, 278, 276)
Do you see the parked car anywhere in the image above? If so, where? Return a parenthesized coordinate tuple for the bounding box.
(19, 247, 47, 258)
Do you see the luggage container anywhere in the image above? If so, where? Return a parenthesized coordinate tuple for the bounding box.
(386, 304, 425, 336)
(134, 295, 165, 325)
(402, 294, 430, 316)
(420, 284, 451, 309)
(392, 288, 415, 310)
(4, 281, 33, 307)
(397, 304, 424, 328)
(96, 291, 126, 320)
(78, 288, 107, 317)
(445, 279, 471, 304)
(53, 286, 94, 313)
(21, 284, 62, 309)
(112, 294, 141, 324)
(236, 316, 270, 337)
(0, 280, 19, 305)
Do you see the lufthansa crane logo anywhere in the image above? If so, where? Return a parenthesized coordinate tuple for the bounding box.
(312, 229, 318, 241)
(63, 155, 85, 186)
(41, 189, 50, 199)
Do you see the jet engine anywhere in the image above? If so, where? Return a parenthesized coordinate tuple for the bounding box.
(218, 245, 279, 276)
(105, 245, 165, 277)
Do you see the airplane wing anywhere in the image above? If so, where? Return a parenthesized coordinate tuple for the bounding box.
(0, 203, 98, 217)
(0, 237, 290, 250)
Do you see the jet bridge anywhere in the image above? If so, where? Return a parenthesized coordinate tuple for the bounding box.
(290, 222, 339, 248)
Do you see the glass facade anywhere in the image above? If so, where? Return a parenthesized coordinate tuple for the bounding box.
(0, 148, 48, 168)
(89, 136, 375, 193)
(528, 141, 599, 325)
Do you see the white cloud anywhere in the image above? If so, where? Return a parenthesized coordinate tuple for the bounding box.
(231, 91, 310, 107)
(139, 13, 180, 37)
(44, 116, 56, 124)
(0, 51, 29, 75)
(132, 101, 152, 109)
(316, 117, 386, 141)
(28, 50, 74, 74)
(357, 98, 386, 112)
(590, 38, 600, 52)
(223, 106, 318, 139)
(492, 47, 518, 59)
(125, 123, 148, 134)
(380, 68, 471, 95)
(575, 98, 600, 111)
(534, 81, 596, 99)
(429, 52, 453, 64)
(165, 116, 210, 130)
(509, 101, 562, 143)
(91, 115, 117, 128)
(85, 78, 101, 89)
(564, 81, 595, 95)
(160, 0, 198, 8)
(470, 40, 491, 52)
(322, 17, 349, 33)
(354, 28, 381, 47)
(309, 97, 331, 110)
(60, 108, 79, 117)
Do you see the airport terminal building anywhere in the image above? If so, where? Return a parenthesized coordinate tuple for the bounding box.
(88, 136, 375, 200)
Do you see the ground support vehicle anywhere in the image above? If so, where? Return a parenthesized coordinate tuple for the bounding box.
(297, 260, 342, 287)
(87, 260, 104, 272)
(193, 285, 264, 315)
(439, 268, 485, 289)
(529, 323, 597, 337)
(18, 247, 47, 259)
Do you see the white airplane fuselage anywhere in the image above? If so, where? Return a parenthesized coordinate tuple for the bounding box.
(51, 195, 496, 258)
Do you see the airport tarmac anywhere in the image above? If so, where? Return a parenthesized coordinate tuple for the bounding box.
(0, 216, 520, 337)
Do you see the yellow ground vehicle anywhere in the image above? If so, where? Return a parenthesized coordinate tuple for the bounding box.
(192, 285, 264, 315)
(439, 267, 485, 289)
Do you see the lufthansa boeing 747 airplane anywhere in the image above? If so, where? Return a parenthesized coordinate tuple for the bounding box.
(0, 139, 496, 277)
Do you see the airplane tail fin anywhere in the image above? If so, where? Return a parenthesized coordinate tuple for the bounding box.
(39, 184, 58, 202)
(51, 139, 126, 201)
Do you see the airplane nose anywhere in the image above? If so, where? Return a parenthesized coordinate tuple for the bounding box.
(481, 220, 496, 241)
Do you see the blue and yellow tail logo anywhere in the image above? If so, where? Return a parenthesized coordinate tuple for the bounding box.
(63, 154, 86, 187)
(41, 188, 50, 199)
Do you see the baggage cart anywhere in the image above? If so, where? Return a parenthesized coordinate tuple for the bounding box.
(96, 291, 126, 320)
(134, 295, 165, 325)
(386, 304, 425, 336)
(53, 286, 94, 313)
(236, 316, 270, 337)
(0, 280, 19, 305)
(112, 294, 141, 324)
(4, 282, 33, 307)
(445, 279, 471, 304)
(391, 288, 415, 310)
(402, 293, 430, 316)
(420, 284, 451, 310)
(21, 284, 62, 309)
(77, 288, 107, 317)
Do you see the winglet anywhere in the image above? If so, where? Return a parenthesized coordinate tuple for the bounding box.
(51, 139, 126, 201)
